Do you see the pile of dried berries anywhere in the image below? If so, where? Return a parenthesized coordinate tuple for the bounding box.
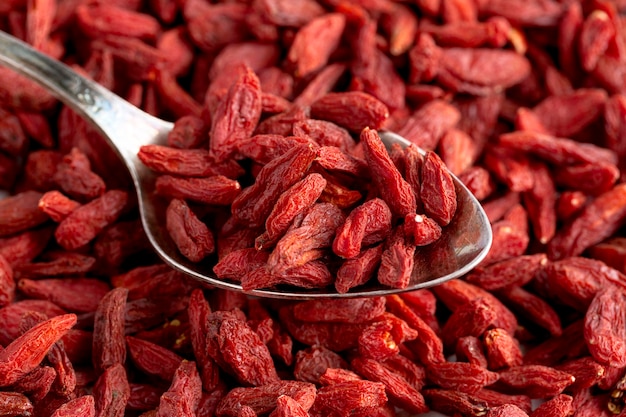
(2, 0, 626, 416)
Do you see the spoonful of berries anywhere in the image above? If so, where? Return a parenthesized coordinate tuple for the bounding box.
(0, 30, 492, 299)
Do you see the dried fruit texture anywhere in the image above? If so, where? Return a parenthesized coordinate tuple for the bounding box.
(205, 311, 279, 387)
(92, 287, 127, 374)
(50, 395, 95, 417)
(548, 184, 626, 260)
(17, 277, 110, 313)
(377, 226, 416, 289)
(311, 379, 389, 416)
(486, 404, 530, 417)
(156, 361, 202, 417)
(256, 173, 327, 250)
(483, 328, 524, 370)
(497, 365, 575, 399)
(53, 147, 106, 201)
(126, 336, 183, 382)
(155, 175, 241, 206)
(293, 345, 347, 384)
(209, 65, 262, 163)
(16, 250, 95, 278)
(0, 254, 15, 308)
(216, 380, 316, 416)
(93, 362, 130, 417)
(426, 361, 500, 393)
(310, 92, 389, 133)
(584, 286, 626, 367)
(287, 13, 346, 78)
(538, 256, 626, 311)
(332, 198, 392, 259)
(294, 297, 386, 325)
(438, 48, 532, 95)
(9, 1, 626, 416)
(0, 191, 49, 237)
(0, 314, 76, 386)
(529, 394, 573, 417)
(361, 128, 416, 219)
(420, 150, 457, 226)
(398, 100, 461, 150)
(54, 190, 128, 250)
(0, 392, 34, 417)
(440, 297, 497, 349)
(138, 145, 244, 178)
(335, 244, 383, 293)
(166, 199, 215, 262)
(231, 144, 317, 228)
(267, 203, 344, 275)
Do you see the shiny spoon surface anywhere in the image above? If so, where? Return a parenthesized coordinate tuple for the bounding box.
(0, 30, 492, 299)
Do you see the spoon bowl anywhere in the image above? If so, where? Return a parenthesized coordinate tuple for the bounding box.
(0, 31, 492, 299)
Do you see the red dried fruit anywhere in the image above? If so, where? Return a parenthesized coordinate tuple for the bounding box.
(0, 392, 34, 417)
(187, 289, 220, 392)
(497, 365, 575, 399)
(498, 131, 617, 167)
(126, 336, 183, 382)
(333, 198, 392, 259)
(422, 389, 489, 416)
(522, 161, 556, 244)
(0, 191, 49, 237)
(377, 226, 416, 290)
(293, 297, 385, 324)
(0, 255, 15, 308)
(166, 199, 215, 262)
(529, 393, 573, 417)
(310, 92, 389, 133)
(386, 295, 445, 365)
(441, 297, 498, 349)
(38, 191, 81, 223)
(555, 357, 605, 392)
(209, 65, 262, 163)
(584, 286, 626, 367)
(215, 380, 316, 416)
(486, 404, 530, 417)
(466, 253, 547, 291)
(54, 190, 128, 250)
(93, 362, 130, 417)
(156, 360, 202, 417)
(420, 150, 457, 226)
(17, 278, 110, 313)
(53, 147, 106, 201)
(155, 175, 242, 205)
(231, 144, 317, 228)
(138, 145, 244, 178)
(311, 379, 388, 416)
(434, 279, 518, 335)
(548, 184, 626, 260)
(0, 314, 76, 387)
(497, 285, 563, 337)
(351, 357, 428, 414)
(256, 173, 327, 250)
(456, 336, 489, 368)
(267, 203, 344, 276)
(293, 345, 347, 384)
(92, 287, 128, 374)
(50, 395, 95, 417)
(286, 13, 346, 78)
(483, 328, 524, 370)
(217, 315, 280, 386)
(426, 361, 500, 393)
(438, 48, 531, 95)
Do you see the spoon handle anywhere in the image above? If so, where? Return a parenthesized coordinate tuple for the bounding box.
(0, 31, 172, 169)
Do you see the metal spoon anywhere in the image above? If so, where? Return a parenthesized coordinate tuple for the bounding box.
(0, 30, 492, 299)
